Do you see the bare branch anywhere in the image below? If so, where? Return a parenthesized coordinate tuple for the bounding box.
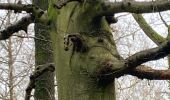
(25, 63, 55, 100)
(103, 39, 170, 79)
(100, 0, 170, 16)
(132, 14, 165, 45)
(0, 3, 47, 22)
(0, 3, 49, 40)
(92, 39, 170, 80)
(0, 3, 34, 13)
(125, 40, 170, 69)
(159, 12, 168, 28)
(13, 35, 52, 42)
(129, 65, 170, 80)
(0, 15, 34, 40)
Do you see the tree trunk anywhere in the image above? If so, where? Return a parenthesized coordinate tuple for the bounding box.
(48, 1, 124, 100)
(7, 9, 14, 100)
(33, 0, 55, 100)
(8, 38, 14, 100)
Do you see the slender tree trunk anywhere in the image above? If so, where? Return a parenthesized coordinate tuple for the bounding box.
(6, 10, 14, 100)
(48, 1, 123, 100)
(8, 38, 14, 100)
(33, 0, 55, 100)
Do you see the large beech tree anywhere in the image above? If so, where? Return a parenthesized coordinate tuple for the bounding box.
(1, 0, 170, 100)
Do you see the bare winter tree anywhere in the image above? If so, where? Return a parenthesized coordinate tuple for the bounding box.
(1, 0, 170, 100)
(0, 0, 35, 100)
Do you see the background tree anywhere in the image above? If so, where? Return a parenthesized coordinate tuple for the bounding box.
(0, 0, 35, 99)
(33, 0, 55, 100)
(114, 12, 169, 99)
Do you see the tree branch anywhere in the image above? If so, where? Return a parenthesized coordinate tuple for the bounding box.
(108, 39, 170, 78)
(0, 3, 35, 13)
(129, 65, 170, 80)
(25, 63, 55, 100)
(159, 12, 169, 28)
(125, 40, 170, 69)
(100, 0, 170, 16)
(132, 14, 165, 45)
(0, 3, 46, 22)
(0, 3, 49, 40)
(0, 15, 34, 40)
(93, 39, 170, 80)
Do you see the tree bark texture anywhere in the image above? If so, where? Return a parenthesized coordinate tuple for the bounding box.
(48, 0, 124, 100)
(33, 0, 55, 100)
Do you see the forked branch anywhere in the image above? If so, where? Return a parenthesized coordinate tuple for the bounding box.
(100, 40, 170, 79)
(0, 3, 48, 40)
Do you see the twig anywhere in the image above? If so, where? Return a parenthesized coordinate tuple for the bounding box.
(159, 12, 168, 28)
(13, 35, 52, 43)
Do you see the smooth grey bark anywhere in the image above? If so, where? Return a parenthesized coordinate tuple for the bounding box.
(48, 1, 122, 100)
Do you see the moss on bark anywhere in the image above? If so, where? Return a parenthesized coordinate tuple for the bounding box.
(33, 0, 55, 100)
(48, 1, 125, 100)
